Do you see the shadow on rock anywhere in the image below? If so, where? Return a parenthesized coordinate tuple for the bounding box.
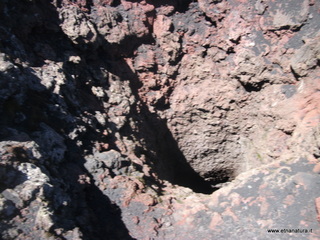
(0, 1, 135, 239)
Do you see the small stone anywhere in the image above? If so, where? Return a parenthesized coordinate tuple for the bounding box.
(35, 206, 54, 231)
(313, 163, 320, 174)
(101, 143, 109, 151)
(68, 55, 81, 64)
(2, 189, 23, 208)
(132, 216, 140, 224)
(209, 212, 223, 230)
(95, 150, 122, 169)
(283, 195, 295, 206)
(293, 172, 320, 190)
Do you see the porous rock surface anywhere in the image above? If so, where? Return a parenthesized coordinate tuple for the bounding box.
(0, 0, 320, 239)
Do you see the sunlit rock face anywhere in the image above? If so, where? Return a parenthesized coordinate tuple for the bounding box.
(0, 0, 320, 239)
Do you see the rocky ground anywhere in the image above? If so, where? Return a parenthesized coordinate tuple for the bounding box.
(0, 0, 320, 239)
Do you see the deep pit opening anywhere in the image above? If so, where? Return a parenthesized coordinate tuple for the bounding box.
(172, 165, 219, 194)
(135, 110, 233, 195)
(99, 12, 234, 195)
(171, 160, 234, 194)
(156, 127, 234, 195)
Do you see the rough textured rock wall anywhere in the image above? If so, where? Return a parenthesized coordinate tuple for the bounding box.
(139, 0, 320, 185)
(0, 0, 320, 239)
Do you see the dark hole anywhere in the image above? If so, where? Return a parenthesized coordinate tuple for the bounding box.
(172, 163, 219, 194)
(290, 66, 300, 80)
(239, 79, 268, 92)
(175, 0, 194, 13)
(226, 47, 235, 54)
(204, 15, 217, 27)
(156, 127, 229, 194)
(111, 0, 121, 7)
